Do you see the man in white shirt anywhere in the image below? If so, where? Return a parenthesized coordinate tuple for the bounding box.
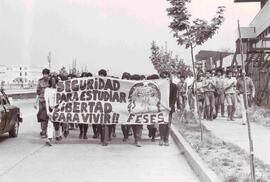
(224, 70, 237, 121)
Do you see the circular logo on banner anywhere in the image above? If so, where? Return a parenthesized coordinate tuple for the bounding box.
(127, 81, 161, 114)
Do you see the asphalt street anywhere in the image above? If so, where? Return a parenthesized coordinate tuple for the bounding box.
(0, 99, 199, 182)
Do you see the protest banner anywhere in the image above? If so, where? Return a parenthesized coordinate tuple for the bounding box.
(52, 76, 170, 124)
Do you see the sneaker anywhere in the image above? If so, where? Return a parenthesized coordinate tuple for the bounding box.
(56, 136, 62, 141)
(46, 138, 52, 146)
(151, 138, 155, 142)
(41, 134, 47, 139)
(79, 133, 83, 139)
(164, 141, 170, 146)
(242, 122, 246, 125)
(101, 142, 108, 146)
(123, 138, 127, 142)
(63, 130, 69, 138)
(92, 134, 98, 139)
(83, 135, 88, 139)
(159, 140, 164, 146)
(135, 141, 142, 147)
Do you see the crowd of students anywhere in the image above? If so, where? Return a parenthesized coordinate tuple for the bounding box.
(35, 69, 177, 147)
(35, 67, 255, 147)
(178, 68, 255, 124)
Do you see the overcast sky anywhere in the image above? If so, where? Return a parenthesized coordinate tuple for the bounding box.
(0, 0, 260, 75)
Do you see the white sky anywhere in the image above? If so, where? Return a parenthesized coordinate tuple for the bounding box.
(0, 0, 260, 75)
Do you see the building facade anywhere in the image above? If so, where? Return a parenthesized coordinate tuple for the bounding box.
(0, 65, 42, 85)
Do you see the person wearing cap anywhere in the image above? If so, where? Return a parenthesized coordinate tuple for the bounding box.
(224, 70, 237, 121)
(237, 71, 255, 125)
(159, 71, 177, 146)
(121, 72, 132, 142)
(35, 68, 50, 138)
(97, 69, 110, 146)
(214, 68, 225, 118)
(177, 75, 187, 111)
(202, 70, 216, 121)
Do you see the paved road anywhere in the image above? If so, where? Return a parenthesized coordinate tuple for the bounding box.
(0, 99, 199, 182)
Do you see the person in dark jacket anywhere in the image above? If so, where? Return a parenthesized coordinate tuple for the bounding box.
(121, 72, 132, 142)
(97, 69, 110, 146)
(78, 72, 92, 139)
(36, 68, 50, 138)
(159, 71, 177, 146)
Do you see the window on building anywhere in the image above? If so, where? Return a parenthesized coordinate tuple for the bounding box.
(20, 67, 22, 70)
(25, 72, 27, 76)
(20, 72, 22, 76)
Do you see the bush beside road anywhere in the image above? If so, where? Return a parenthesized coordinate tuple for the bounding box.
(173, 113, 270, 181)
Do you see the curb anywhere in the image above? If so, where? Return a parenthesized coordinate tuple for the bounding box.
(170, 125, 221, 182)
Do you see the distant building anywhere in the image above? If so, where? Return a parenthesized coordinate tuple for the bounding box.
(235, 0, 270, 108)
(195, 50, 234, 72)
(0, 65, 42, 85)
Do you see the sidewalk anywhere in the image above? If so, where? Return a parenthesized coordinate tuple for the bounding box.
(202, 117, 270, 166)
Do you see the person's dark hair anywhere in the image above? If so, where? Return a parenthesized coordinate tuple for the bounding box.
(122, 72, 131, 80)
(146, 74, 159, 80)
(216, 68, 223, 75)
(87, 72, 93, 77)
(160, 71, 170, 78)
(98, 69, 107, 76)
(48, 76, 59, 88)
(226, 69, 232, 75)
(140, 75, 146, 80)
(180, 75, 186, 79)
(81, 72, 88, 78)
(42, 68, 50, 75)
(130, 74, 141, 81)
(67, 73, 77, 79)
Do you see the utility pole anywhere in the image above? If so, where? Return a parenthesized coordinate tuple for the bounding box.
(47, 52, 51, 70)
(238, 20, 256, 182)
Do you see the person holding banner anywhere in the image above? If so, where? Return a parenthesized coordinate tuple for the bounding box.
(130, 74, 144, 147)
(146, 74, 160, 142)
(121, 72, 132, 142)
(78, 72, 92, 139)
(44, 75, 62, 146)
(159, 71, 177, 146)
(97, 69, 111, 146)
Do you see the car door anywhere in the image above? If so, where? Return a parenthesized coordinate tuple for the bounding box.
(1, 94, 16, 132)
(0, 94, 7, 133)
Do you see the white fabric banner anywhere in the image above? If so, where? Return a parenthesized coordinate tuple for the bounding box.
(52, 77, 170, 124)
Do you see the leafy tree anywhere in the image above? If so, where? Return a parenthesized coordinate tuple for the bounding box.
(166, 0, 225, 141)
(150, 41, 191, 76)
(59, 66, 68, 76)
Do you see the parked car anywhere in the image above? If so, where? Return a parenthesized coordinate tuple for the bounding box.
(0, 89, 22, 137)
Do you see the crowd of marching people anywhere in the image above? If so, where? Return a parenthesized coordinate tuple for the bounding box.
(35, 67, 255, 147)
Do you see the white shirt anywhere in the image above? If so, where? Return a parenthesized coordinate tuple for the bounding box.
(44, 88, 57, 114)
